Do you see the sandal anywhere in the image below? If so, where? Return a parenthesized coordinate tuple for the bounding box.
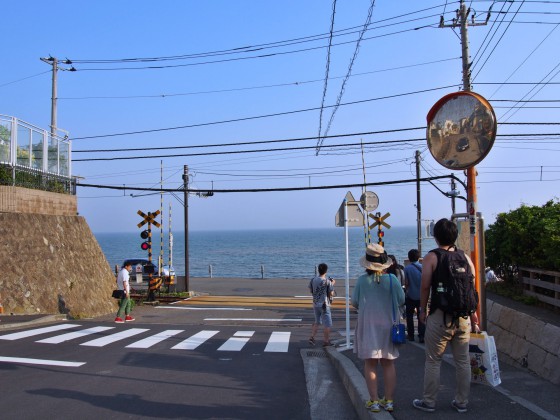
(308, 337, 316, 346)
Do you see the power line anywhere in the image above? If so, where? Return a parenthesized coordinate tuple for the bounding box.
(70, 84, 458, 140)
(317, 0, 338, 150)
(72, 137, 427, 162)
(76, 174, 454, 194)
(317, 0, 376, 154)
(73, 127, 424, 153)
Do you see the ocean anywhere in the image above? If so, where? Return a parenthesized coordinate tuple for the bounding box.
(95, 226, 436, 279)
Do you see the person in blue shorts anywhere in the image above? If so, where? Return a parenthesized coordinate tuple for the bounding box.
(308, 263, 335, 347)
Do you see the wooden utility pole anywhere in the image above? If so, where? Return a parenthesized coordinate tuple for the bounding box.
(183, 165, 190, 292)
(440, 0, 489, 327)
(415, 150, 422, 255)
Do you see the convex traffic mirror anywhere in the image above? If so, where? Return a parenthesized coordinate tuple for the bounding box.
(426, 91, 497, 170)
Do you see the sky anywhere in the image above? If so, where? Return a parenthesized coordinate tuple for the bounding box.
(2, 0, 559, 234)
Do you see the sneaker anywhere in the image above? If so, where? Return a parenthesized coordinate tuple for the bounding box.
(322, 341, 333, 347)
(413, 399, 435, 412)
(451, 400, 467, 413)
(365, 400, 381, 412)
(308, 337, 316, 346)
(380, 398, 394, 412)
(114, 317, 124, 324)
(125, 315, 135, 322)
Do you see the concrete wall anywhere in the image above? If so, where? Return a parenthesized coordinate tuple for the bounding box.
(0, 185, 77, 216)
(487, 298, 560, 385)
(0, 212, 117, 318)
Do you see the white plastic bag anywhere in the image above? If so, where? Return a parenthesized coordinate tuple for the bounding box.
(469, 332, 501, 386)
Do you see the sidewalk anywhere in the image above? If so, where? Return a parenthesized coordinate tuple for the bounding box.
(328, 335, 560, 420)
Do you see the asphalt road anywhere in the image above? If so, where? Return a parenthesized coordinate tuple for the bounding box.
(0, 279, 357, 420)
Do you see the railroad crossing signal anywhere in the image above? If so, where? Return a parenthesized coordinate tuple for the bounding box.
(369, 212, 391, 230)
(369, 212, 391, 246)
(137, 210, 161, 228)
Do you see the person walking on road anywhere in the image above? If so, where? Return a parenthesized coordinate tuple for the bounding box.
(308, 263, 335, 347)
(115, 261, 135, 323)
(413, 218, 480, 413)
(352, 244, 405, 413)
(404, 249, 425, 342)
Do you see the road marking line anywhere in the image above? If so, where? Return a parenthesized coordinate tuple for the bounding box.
(126, 330, 184, 349)
(0, 324, 78, 341)
(80, 328, 149, 347)
(36, 327, 115, 344)
(171, 330, 219, 350)
(218, 331, 255, 351)
(156, 306, 252, 311)
(264, 331, 291, 353)
(204, 318, 302, 322)
(0, 356, 85, 367)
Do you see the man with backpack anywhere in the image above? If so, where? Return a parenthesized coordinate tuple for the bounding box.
(413, 218, 480, 414)
(308, 263, 335, 347)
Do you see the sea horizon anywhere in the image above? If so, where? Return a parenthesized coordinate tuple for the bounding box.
(95, 226, 436, 279)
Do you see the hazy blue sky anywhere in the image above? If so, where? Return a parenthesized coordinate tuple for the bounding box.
(2, 1, 559, 234)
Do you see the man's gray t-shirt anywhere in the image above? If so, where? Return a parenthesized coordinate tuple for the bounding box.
(309, 276, 334, 308)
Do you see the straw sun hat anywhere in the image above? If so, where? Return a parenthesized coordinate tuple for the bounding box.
(359, 243, 393, 271)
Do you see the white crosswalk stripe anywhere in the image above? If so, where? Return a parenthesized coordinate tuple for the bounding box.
(0, 324, 78, 340)
(171, 330, 219, 350)
(37, 327, 115, 344)
(126, 330, 184, 349)
(218, 331, 254, 351)
(0, 326, 292, 353)
(264, 331, 291, 353)
(80, 328, 150, 347)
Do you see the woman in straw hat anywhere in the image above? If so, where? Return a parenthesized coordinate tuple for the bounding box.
(351, 243, 405, 413)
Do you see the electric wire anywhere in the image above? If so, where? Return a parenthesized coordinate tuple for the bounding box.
(317, 0, 338, 151)
(317, 0, 376, 154)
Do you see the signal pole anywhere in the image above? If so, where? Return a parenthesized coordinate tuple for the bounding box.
(440, 0, 489, 326)
(183, 165, 190, 292)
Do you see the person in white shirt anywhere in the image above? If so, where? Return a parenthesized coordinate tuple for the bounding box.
(115, 262, 135, 323)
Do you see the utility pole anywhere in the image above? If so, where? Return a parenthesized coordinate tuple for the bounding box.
(415, 150, 422, 255)
(182, 165, 190, 292)
(440, 0, 489, 326)
(39, 57, 75, 137)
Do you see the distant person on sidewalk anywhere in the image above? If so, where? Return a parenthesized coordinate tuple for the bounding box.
(413, 218, 480, 414)
(404, 249, 425, 342)
(387, 255, 405, 289)
(308, 263, 335, 347)
(115, 261, 135, 323)
(485, 267, 498, 283)
(352, 244, 405, 413)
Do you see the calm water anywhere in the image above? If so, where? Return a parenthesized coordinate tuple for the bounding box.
(95, 227, 436, 279)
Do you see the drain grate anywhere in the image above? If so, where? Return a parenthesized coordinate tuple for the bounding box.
(306, 350, 327, 358)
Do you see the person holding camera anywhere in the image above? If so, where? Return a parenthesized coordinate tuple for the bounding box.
(308, 263, 335, 347)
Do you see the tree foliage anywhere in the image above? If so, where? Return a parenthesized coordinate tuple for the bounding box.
(485, 199, 560, 282)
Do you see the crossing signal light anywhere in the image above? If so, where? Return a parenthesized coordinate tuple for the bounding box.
(140, 229, 150, 251)
(377, 229, 384, 246)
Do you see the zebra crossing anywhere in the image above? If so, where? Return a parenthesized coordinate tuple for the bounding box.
(0, 323, 292, 353)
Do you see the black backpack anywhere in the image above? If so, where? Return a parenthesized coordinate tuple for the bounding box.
(431, 246, 479, 320)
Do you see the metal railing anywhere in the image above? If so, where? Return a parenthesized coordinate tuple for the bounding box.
(0, 115, 75, 194)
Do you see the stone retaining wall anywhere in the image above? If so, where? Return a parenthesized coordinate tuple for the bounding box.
(0, 212, 116, 318)
(0, 185, 77, 216)
(487, 298, 560, 385)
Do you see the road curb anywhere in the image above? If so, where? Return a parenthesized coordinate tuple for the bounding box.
(326, 346, 392, 420)
(0, 314, 68, 331)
